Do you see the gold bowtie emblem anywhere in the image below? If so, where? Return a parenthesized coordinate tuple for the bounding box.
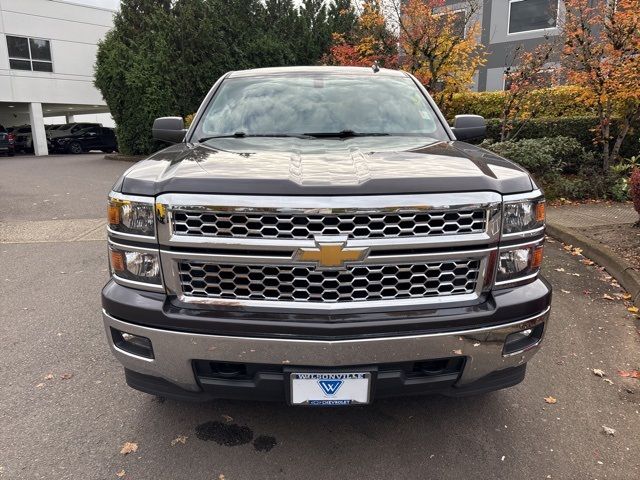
(295, 241, 369, 269)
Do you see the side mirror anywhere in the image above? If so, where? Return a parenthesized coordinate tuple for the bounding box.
(451, 115, 486, 142)
(152, 117, 187, 144)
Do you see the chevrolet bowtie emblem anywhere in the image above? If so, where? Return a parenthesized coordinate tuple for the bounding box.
(295, 240, 369, 269)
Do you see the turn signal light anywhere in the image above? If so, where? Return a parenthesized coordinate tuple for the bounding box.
(108, 204, 121, 225)
(531, 246, 544, 269)
(535, 202, 546, 223)
(110, 249, 125, 272)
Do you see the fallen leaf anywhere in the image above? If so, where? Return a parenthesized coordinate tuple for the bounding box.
(116, 470, 126, 478)
(36, 383, 45, 388)
(170, 435, 187, 446)
(571, 247, 583, 256)
(592, 368, 605, 377)
(44, 373, 54, 380)
(544, 396, 557, 404)
(628, 306, 639, 314)
(602, 294, 615, 301)
(60, 373, 73, 380)
(563, 244, 573, 251)
(555, 268, 566, 272)
(473, 342, 481, 347)
(452, 349, 463, 355)
(583, 289, 592, 295)
(603, 378, 614, 385)
(581, 259, 595, 266)
(622, 293, 632, 300)
(617, 370, 640, 379)
(219, 475, 226, 480)
(571, 273, 581, 277)
(120, 442, 138, 455)
(561, 289, 571, 294)
(602, 425, 615, 436)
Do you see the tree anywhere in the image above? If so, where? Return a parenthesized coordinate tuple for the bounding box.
(499, 40, 557, 141)
(323, 0, 397, 67)
(561, 0, 640, 168)
(96, 0, 353, 155)
(392, 0, 486, 107)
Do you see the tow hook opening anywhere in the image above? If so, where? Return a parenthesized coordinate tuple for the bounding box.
(111, 328, 154, 359)
(503, 323, 545, 356)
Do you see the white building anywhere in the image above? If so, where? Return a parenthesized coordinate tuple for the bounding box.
(0, 0, 116, 155)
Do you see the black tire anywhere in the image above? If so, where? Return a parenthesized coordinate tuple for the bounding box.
(68, 142, 83, 154)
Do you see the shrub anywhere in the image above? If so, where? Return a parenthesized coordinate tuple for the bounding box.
(631, 168, 640, 219)
(482, 117, 640, 159)
(446, 86, 595, 120)
(482, 136, 622, 200)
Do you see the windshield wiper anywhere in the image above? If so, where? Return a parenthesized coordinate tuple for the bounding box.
(303, 130, 391, 138)
(198, 132, 312, 142)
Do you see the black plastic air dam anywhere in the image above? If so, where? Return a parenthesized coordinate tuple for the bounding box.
(102, 276, 552, 340)
(124, 364, 527, 402)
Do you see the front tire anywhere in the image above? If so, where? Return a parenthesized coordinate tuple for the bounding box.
(67, 142, 83, 154)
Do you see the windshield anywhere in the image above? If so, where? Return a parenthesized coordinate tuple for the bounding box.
(193, 74, 448, 140)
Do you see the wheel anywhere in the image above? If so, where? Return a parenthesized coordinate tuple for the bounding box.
(67, 142, 83, 154)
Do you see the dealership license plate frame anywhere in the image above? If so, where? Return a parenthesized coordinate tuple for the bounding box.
(286, 368, 376, 406)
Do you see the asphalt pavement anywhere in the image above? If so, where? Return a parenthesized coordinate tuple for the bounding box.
(1, 154, 639, 480)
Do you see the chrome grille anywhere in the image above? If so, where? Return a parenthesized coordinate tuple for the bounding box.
(171, 209, 487, 240)
(178, 260, 481, 303)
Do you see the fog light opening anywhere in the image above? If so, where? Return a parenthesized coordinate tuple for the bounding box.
(503, 323, 544, 356)
(111, 328, 154, 359)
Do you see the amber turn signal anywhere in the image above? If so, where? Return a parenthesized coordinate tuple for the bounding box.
(108, 204, 121, 225)
(535, 202, 546, 223)
(531, 246, 544, 269)
(110, 249, 126, 272)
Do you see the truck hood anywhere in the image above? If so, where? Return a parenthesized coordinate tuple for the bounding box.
(116, 137, 534, 196)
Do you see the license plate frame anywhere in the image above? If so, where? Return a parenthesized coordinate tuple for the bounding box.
(286, 368, 375, 406)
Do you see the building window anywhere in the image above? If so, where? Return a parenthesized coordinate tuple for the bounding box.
(508, 0, 559, 34)
(6, 35, 53, 72)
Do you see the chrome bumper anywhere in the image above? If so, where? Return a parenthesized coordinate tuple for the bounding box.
(103, 307, 550, 392)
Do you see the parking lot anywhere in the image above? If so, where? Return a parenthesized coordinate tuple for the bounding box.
(1, 154, 639, 480)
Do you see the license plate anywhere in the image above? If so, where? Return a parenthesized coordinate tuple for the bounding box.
(290, 372, 371, 406)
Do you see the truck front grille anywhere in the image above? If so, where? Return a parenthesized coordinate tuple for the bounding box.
(171, 209, 487, 240)
(178, 260, 481, 303)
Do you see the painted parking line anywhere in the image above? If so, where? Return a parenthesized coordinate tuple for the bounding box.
(0, 219, 107, 244)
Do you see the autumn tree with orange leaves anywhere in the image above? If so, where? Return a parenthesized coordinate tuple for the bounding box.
(323, 0, 397, 68)
(391, 0, 485, 107)
(561, 0, 640, 168)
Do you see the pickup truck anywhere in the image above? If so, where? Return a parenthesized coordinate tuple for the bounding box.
(102, 66, 552, 406)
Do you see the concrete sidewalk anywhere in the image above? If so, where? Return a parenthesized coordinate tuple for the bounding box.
(547, 202, 640, 304)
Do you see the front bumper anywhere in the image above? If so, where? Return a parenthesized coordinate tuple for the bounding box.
(102, 280, 551, 400)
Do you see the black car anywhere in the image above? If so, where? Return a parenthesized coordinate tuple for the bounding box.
(50, 126, 118, 154)
(0, 125, 16, 156)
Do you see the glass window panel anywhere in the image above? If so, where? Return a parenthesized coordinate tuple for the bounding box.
(32, 61, 53, 72)
(6, 36, 29, 59)
(29, 38, 52, 61)
(509, 0, 558, 34)
(9, 59, 31, 71)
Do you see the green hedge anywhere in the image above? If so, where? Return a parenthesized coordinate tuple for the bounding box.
(446, 86, 596, 119)
(482, 117, 640, 159)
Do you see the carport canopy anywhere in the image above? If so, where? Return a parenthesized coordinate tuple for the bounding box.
(0, 102, 111, 156)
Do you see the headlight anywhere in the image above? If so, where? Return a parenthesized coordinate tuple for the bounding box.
(109, 243, 162, 288)
(108, 194, 155, 237)
(502, 199, 545, 235)
(495, 244, 543, 286)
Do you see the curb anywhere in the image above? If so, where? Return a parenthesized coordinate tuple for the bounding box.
(546, 223, 640, 306)
(104, 154, 145, 162)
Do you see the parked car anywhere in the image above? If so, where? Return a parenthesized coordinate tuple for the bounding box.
(47, 122, 102, 139)
(0, 125, 16, 156)
(49, 126, 118, 154)
(103, 66, 551, 405)
(13, 125, 33, 153)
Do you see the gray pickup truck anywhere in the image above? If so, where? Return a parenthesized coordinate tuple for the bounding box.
(102, 66, 551, 406)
